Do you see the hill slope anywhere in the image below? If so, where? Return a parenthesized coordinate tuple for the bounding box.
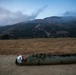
(0, 16, 76, 39)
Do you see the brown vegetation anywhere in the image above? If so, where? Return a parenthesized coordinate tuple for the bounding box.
(0, 38, 76, 55)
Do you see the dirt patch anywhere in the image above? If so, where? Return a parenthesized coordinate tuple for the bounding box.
(0, 55, 76, 75)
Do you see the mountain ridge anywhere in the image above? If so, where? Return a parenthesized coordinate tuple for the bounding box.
(0, 16, 76, 39)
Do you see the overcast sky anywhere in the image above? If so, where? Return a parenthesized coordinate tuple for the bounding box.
(0, 0, 76, 26)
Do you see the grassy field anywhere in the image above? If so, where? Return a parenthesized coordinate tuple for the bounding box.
(0, 38, 76, 75)
(0, 38, 76, 55)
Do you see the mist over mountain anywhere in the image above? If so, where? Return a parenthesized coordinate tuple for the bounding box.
(0, 6, 46, 26)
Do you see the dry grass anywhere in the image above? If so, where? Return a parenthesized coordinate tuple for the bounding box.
(0, 38, 76, 55)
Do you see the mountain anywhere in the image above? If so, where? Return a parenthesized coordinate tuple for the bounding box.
(0, 16, 76, 39)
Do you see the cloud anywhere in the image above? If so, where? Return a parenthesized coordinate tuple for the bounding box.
(63, 11, 76, 16)
(31, 5, 47, 19)
(0, 6, 47, 26)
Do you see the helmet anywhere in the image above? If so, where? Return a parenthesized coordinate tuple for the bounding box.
(17, 55, 22, 64)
